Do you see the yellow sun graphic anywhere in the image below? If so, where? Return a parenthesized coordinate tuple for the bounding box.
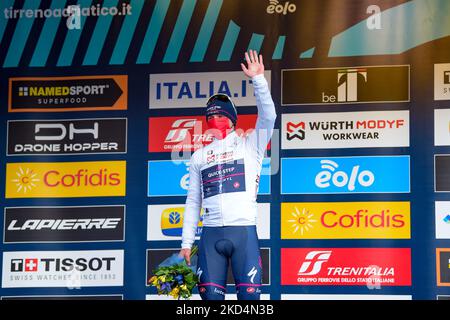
(11, 167, 40, 193)
(287, 207, 317, 235)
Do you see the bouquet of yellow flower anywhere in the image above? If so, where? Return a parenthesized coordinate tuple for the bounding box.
(148, 246, 199, 300)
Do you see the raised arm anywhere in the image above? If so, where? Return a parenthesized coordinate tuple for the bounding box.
(241, 50, 277, 156)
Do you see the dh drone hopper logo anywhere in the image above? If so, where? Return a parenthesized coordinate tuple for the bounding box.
(161, 207, 203, 237)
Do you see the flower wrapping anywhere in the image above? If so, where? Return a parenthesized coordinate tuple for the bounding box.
(148, 246, 199, 299)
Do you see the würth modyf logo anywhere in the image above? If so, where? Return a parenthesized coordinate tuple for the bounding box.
(286, 122, 305, 140)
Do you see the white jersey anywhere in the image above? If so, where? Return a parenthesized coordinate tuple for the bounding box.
(181, 74, 276, 249)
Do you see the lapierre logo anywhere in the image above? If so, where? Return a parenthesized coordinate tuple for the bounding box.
(5, 161, 126, 198)
(266, 0, 296, 15)
(2, 250, 124, 288)
(281, 248, 411, 286)
(9, 76, 127, 112)
(4, 206, 125, 243)
(282, 111, 409, 149)
(149, 71, 271, 109)
(281, 202, 410, 239)
(434, 63, 450, 100)
(281, 156, 410, 194)
(7, 118, 127, 155)
(282, 65, 409, 105)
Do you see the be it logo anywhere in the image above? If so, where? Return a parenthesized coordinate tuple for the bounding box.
(286, 122, 305, 141)
(297, 251, 332, 275)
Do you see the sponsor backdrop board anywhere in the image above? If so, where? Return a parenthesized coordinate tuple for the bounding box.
(0, 0, 448, 300)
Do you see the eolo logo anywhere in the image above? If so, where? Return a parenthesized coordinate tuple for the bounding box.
(5, 161, 126, 198)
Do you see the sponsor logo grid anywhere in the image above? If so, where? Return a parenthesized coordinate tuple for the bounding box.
(0, 2, 447, 299)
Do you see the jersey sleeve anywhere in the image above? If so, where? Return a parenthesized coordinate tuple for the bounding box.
(246, 73, 277, 156)
(181, 152, 202, 249)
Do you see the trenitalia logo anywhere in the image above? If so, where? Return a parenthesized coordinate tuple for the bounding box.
(281, 248, 411, 286)
(281, 202, 411, 239)
(281, 65, 409, 105)
(282, 111, 409, 149)
(148, 115, 259, 152)
(9, 75, 127, 112)
(5, 161, 126, 198)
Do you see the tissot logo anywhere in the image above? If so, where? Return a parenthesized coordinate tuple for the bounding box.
(5, 161, 126, 198)
(281, 248, 411, 286)
(2, 250, 124, 288)
(7, 118, 127, 155)
(9, 75, 128, 112)
(4, 206, 125, 243)
(281, 65, 409, 105)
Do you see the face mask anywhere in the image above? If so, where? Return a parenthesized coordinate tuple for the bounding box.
(207, 117, 232, 139)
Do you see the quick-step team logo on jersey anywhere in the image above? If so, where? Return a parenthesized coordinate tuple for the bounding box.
(5, 161, 126, 198)
(148, 159, 271, 196)
(201, 160, 246, 199)
(281, 202, 411, 239)
(281, 248, 411, 286)
(281, 156, 410, 194)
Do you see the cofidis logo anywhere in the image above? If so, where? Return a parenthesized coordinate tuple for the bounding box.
(9, 75, 127, 112)
(5, 161, 126, 198)
(281, 156, 410, 194)
(281, 202, 410, 239)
